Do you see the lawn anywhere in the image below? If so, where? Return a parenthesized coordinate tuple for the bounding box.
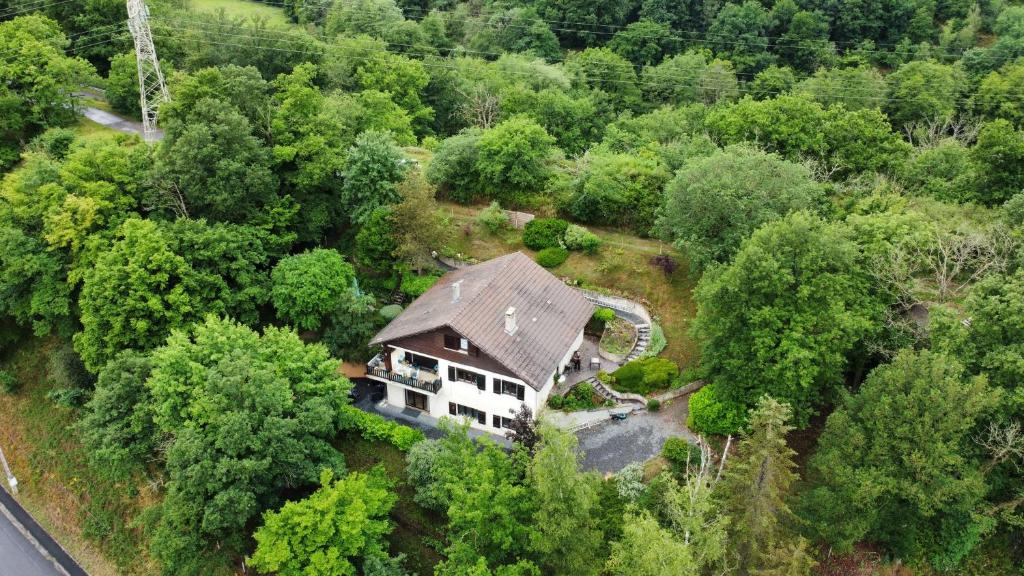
(71, 115, 120, 139)
(0, 337, 155, 576)
(335, 436, 444, 576)
(440, 202, 700, 368)
(185, 0, 293, 27)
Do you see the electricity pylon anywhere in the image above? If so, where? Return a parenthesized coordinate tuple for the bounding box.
(126, 0, 169, 142)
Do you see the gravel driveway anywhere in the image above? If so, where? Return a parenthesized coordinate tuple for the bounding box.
(576, 395, 697, 474)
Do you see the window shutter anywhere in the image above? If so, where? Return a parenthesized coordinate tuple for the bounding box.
(477, 411, 486, 425)
(448, 366, 455, 381)
(477, 374, 486, 391)
(516, 385, 525, 401)
(493, 380, 501, 394)
(449, 402, 456, 415)
(493, 415, 500, 428)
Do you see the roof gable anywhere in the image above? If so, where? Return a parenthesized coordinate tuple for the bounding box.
(370, 252, 594, 390)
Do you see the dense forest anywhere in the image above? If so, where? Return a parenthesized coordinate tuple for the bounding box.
(1, 0, 1023, 574)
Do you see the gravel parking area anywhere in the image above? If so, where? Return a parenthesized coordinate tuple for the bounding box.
(576, 395, 696, 474)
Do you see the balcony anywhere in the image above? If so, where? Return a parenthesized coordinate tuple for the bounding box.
(366, 362, 443, 394)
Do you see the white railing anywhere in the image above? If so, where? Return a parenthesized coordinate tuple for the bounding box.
(576, 288, 653, 326)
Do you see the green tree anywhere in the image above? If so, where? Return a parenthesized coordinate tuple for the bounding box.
(342, 130, 407, 225)
(390, 171, 451, 270)
(536, 0, 634, 46)
(706, 1, 774, 72)
(271, 64, 360, 242)
(0, 226, 70, 337)
(691, 212, 880, 427)
(566, 48, 642, 111)
(567, 151, 671, 235)
(641, 51, 708, 106)
(750, 65, 797, 100)
(325, 0, 404, 39)
(106, 52, 141, 118)
(76, 351, 156, 479)
(250, 468, 397, 576)
(528, 425, 603, 576)
(802, 350, 998, 570)
(499, 86, 603, 155)
(74, 219, 203, 372)
(425, 128, 484, 204)
(973, 59, 1024, 125)
(322, 292, 385, 363)
(899, 138, 976, 202)
(476, 116, 555, 205)
(777, 10, 834, 72)
(355, 207, 400, 279)
(606, 511, 700, 576)
(155, 97, 281, 225)
(0, 14, 96, 168)
(885, 60, 964, 127)
(271, 249, 356, 331)
(608, 19, 680, 66)
(657, 146, 824, 271)
(147, 316, 349, 572)
(970, 119, 1024, 206)
(467, 7, 561, 61)
(795, 65, 887, 111)
(719, 397, 801, 574)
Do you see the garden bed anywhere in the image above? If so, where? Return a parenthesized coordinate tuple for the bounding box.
(547, 382, 613, 412)
(599, 316, 636, 362)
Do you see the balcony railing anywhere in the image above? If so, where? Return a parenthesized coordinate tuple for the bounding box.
(367, 366, 443, 394)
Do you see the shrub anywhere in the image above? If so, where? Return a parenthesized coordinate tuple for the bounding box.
(563, 224, 601, 253)
(522, 217, 568, 250)
(593, 307, 616, 323)
(649, 254, 678, 276)
(687, 382, 747, 435)
(477, 201, 510, 234)
(379, 304, 403, 321)
(647, 398, 661, 411)
(612, 357, 679, 395)
(661, 437, 700, 475)
(535, 246, 569, 268)
(339, 406, 425, 451)
(46, 387, 90, 407)
(0, 370, 18, 394)
(401, 273, 440, 298)
(48, 344, 94, 391)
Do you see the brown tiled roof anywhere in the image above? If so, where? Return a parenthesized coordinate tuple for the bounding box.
(370, 252, 594, 390)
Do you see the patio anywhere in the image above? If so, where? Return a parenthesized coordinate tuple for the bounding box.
(554, 335, 612, 394)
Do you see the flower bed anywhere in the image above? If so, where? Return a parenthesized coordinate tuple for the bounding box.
(599, 316, 637, 361)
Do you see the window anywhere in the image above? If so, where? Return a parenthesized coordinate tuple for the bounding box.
(493, 415, 514, 429)
(449, 402, 486, 425)
(448, 366, 486, 390)
(443, 334, 469, 352)
(493, 379, 525, 400)
(401, 352, 438, 373)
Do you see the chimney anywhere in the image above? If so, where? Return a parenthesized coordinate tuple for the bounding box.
(451, 281, 462, 303)
(505, 306, 517, 335)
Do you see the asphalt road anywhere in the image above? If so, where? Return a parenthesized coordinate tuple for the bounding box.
(0, 488, 86, 576)
(0, 505, 63, 576)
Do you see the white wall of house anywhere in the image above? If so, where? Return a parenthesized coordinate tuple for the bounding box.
(370, 328, 585, 432)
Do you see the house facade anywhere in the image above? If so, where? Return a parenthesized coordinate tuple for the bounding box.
(367, 252, 593, 432)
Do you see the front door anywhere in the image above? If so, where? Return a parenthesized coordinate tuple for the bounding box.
(405, 389, 428, 411)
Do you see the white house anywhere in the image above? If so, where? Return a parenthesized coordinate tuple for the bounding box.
(366, 252, 593, 432)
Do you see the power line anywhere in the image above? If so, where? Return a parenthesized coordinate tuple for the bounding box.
(141, 21, 1024, 107)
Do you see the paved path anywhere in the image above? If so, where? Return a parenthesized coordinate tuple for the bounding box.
(81, 107, 161, 139)
(0, 488, 86, 576)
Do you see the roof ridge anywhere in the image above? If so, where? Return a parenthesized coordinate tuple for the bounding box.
(448, 251, 520, 326)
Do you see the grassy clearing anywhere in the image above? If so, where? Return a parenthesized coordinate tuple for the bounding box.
(0, 337, 154, 576)
(441, 202, 700, 368)
(335, 436, 444, 576)
(185, 0, 293, 27)
(71, 116, 120, 139)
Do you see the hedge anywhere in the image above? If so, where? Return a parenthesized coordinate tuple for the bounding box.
(611, 357, 679, 395)
(535, 246, 569, 268)
(687, 382, 747, 435)
(340, 406, 425, 451)
(522, 218, 568, 250)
